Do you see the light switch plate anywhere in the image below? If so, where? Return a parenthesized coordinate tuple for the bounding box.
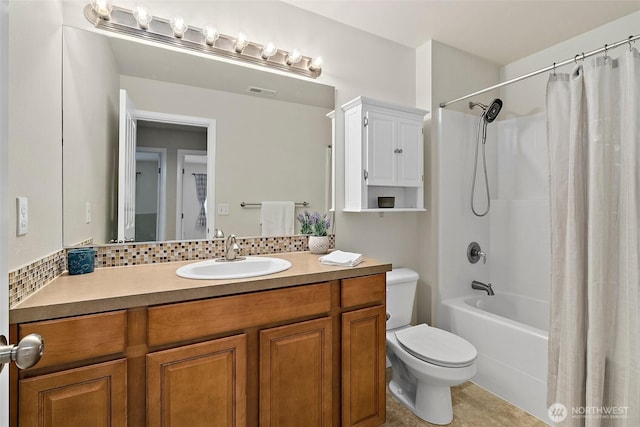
(16, 197, 28, 236)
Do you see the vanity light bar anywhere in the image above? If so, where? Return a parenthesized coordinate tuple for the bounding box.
(84, 4, 322, 79)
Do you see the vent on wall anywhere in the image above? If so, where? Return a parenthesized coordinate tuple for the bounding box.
(247, 86, 277, 97)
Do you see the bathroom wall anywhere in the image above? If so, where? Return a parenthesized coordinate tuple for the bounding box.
(417, 41, 501, 324)
(9, 0, 63, 269)
(63, 25, 120, 247)
(61, 0, 421, 269)
(501, 10, 640, 116)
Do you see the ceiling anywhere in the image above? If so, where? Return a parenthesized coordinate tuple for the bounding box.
(282, 0, 640, 65)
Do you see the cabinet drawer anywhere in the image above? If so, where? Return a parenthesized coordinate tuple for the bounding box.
(148, 282, 331, 347)
(341, 274, 385, 308)
(19, 311, 127, 369)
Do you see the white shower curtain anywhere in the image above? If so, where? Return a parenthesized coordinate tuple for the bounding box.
(547, 48, 639, 426)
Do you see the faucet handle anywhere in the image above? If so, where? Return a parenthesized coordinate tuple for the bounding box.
(467, 242, 487, 264)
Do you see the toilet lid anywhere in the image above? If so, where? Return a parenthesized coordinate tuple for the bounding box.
(394, 324, 477, 368)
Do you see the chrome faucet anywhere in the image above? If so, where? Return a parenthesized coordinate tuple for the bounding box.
(224, 234, 242, 261)
(471, 280, 495, 296)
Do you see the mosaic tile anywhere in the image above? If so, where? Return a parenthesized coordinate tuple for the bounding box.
(8, 235, 334, 308)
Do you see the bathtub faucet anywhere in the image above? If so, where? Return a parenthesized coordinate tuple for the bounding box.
(471, 280, 495, 296)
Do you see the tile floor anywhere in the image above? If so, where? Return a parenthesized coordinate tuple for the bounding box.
(383, 370, 548, 427)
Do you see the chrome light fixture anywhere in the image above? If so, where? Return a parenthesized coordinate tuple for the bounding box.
(84, 3, 323, 79)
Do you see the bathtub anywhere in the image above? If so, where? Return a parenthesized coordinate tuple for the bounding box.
(439, 293, 550, 423)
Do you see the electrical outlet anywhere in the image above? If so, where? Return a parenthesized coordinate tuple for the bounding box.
(217, 203, 230, 215)
(16, 197, 28, 236)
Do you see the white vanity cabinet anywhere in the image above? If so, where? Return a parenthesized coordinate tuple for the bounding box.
(342, 96, 428, 211)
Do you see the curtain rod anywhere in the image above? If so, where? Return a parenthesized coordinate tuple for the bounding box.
(439, 33, 639, 108)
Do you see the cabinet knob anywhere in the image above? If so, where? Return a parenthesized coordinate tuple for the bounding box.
(393, 148, 403, 154)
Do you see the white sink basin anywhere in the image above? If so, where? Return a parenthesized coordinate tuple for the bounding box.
(176, 256, 292, 280)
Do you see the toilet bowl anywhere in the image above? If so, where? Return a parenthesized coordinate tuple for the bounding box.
(386, 268, 477, 425)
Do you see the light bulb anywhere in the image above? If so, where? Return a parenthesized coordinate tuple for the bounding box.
(286, 49, 302, 65)
(202, 25, 219, 46)
(261, 42, 277, 59)
(170, 16, 188, 38)
(309, 56, 323, 71)
(234, 32, 248, 52)
(91, 0, 112, 19)
(132, 5, 152, 29)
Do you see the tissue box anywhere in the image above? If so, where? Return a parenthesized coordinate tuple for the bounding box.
(67, 248, 96, 275)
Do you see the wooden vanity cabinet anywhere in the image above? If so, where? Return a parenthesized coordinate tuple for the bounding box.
(11, 273, 387, 427)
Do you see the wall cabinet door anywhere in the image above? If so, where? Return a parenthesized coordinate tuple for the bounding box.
(342, 305, 386, 427)
(396, 118, 423, 187)
(366, 111, 396, 186)
(260, 317, 332, 427)
(147, 334, 247, 427)
(19, 359, 127, 427)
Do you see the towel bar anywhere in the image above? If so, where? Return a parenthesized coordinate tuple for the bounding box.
(240, 202, 309, 208)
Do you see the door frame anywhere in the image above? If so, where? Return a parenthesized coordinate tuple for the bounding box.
(0, 0, 9, 418)
(134, 110, 216, 240)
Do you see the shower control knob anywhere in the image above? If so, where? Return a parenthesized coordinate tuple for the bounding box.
(467, 242, 486, 264)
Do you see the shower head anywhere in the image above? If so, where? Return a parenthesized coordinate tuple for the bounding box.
(468, 98, 503, 123)
(484, 98, 503, 123)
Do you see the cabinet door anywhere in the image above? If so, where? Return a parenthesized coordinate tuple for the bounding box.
(396, 118, 423, 187)
(366, 111, 396, 186)
(260, 317, 332, 427)
(342, 305, 386, 427)
(147, 334, 247, 427)
(19, 359, 127, 427)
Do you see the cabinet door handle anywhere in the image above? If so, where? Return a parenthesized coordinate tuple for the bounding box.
(393, 148, 403, 154)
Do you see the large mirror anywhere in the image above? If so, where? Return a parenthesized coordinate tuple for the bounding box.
(62, 26, 335, 246)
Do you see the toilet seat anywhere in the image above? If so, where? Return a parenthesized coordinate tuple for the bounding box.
(394, 324, 477, 368)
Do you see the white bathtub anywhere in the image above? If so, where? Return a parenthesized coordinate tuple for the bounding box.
(439, 293, 550, 423)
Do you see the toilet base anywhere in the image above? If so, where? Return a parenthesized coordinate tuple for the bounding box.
(389, 379, 453, 425)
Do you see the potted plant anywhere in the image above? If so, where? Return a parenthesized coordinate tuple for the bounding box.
(305, 211, 331, 254)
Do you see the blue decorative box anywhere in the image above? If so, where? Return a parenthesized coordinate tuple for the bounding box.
(67, 248, 96, 275)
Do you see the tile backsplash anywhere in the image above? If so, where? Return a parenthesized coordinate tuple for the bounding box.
(9, 235, 335, 308)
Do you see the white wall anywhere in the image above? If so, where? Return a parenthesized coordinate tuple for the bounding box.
(9, 0, 63, 269)
(419, 40, 500, 324)
(63, 26, 119, 246)
(123, 76, 330, 238)
(61, 0, 420, 268)
(501, 10, 640, 117)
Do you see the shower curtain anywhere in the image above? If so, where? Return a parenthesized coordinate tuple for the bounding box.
(193, 173, 207, 230)
(546, 48, 639, 426)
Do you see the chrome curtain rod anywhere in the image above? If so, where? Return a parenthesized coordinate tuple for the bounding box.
(440, 33, 640, 108)
(240, 201, 309, 208)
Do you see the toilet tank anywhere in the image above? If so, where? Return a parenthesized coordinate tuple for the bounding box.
(386, 268, 420, 330)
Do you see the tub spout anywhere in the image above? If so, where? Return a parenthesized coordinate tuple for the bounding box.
(471, 280, 495, 296)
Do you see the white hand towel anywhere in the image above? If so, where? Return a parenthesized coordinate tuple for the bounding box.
(319, 250, 363, 267)
(260, 201, 295, 237)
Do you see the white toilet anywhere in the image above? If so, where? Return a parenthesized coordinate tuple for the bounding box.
(386, 268, 477, 425)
